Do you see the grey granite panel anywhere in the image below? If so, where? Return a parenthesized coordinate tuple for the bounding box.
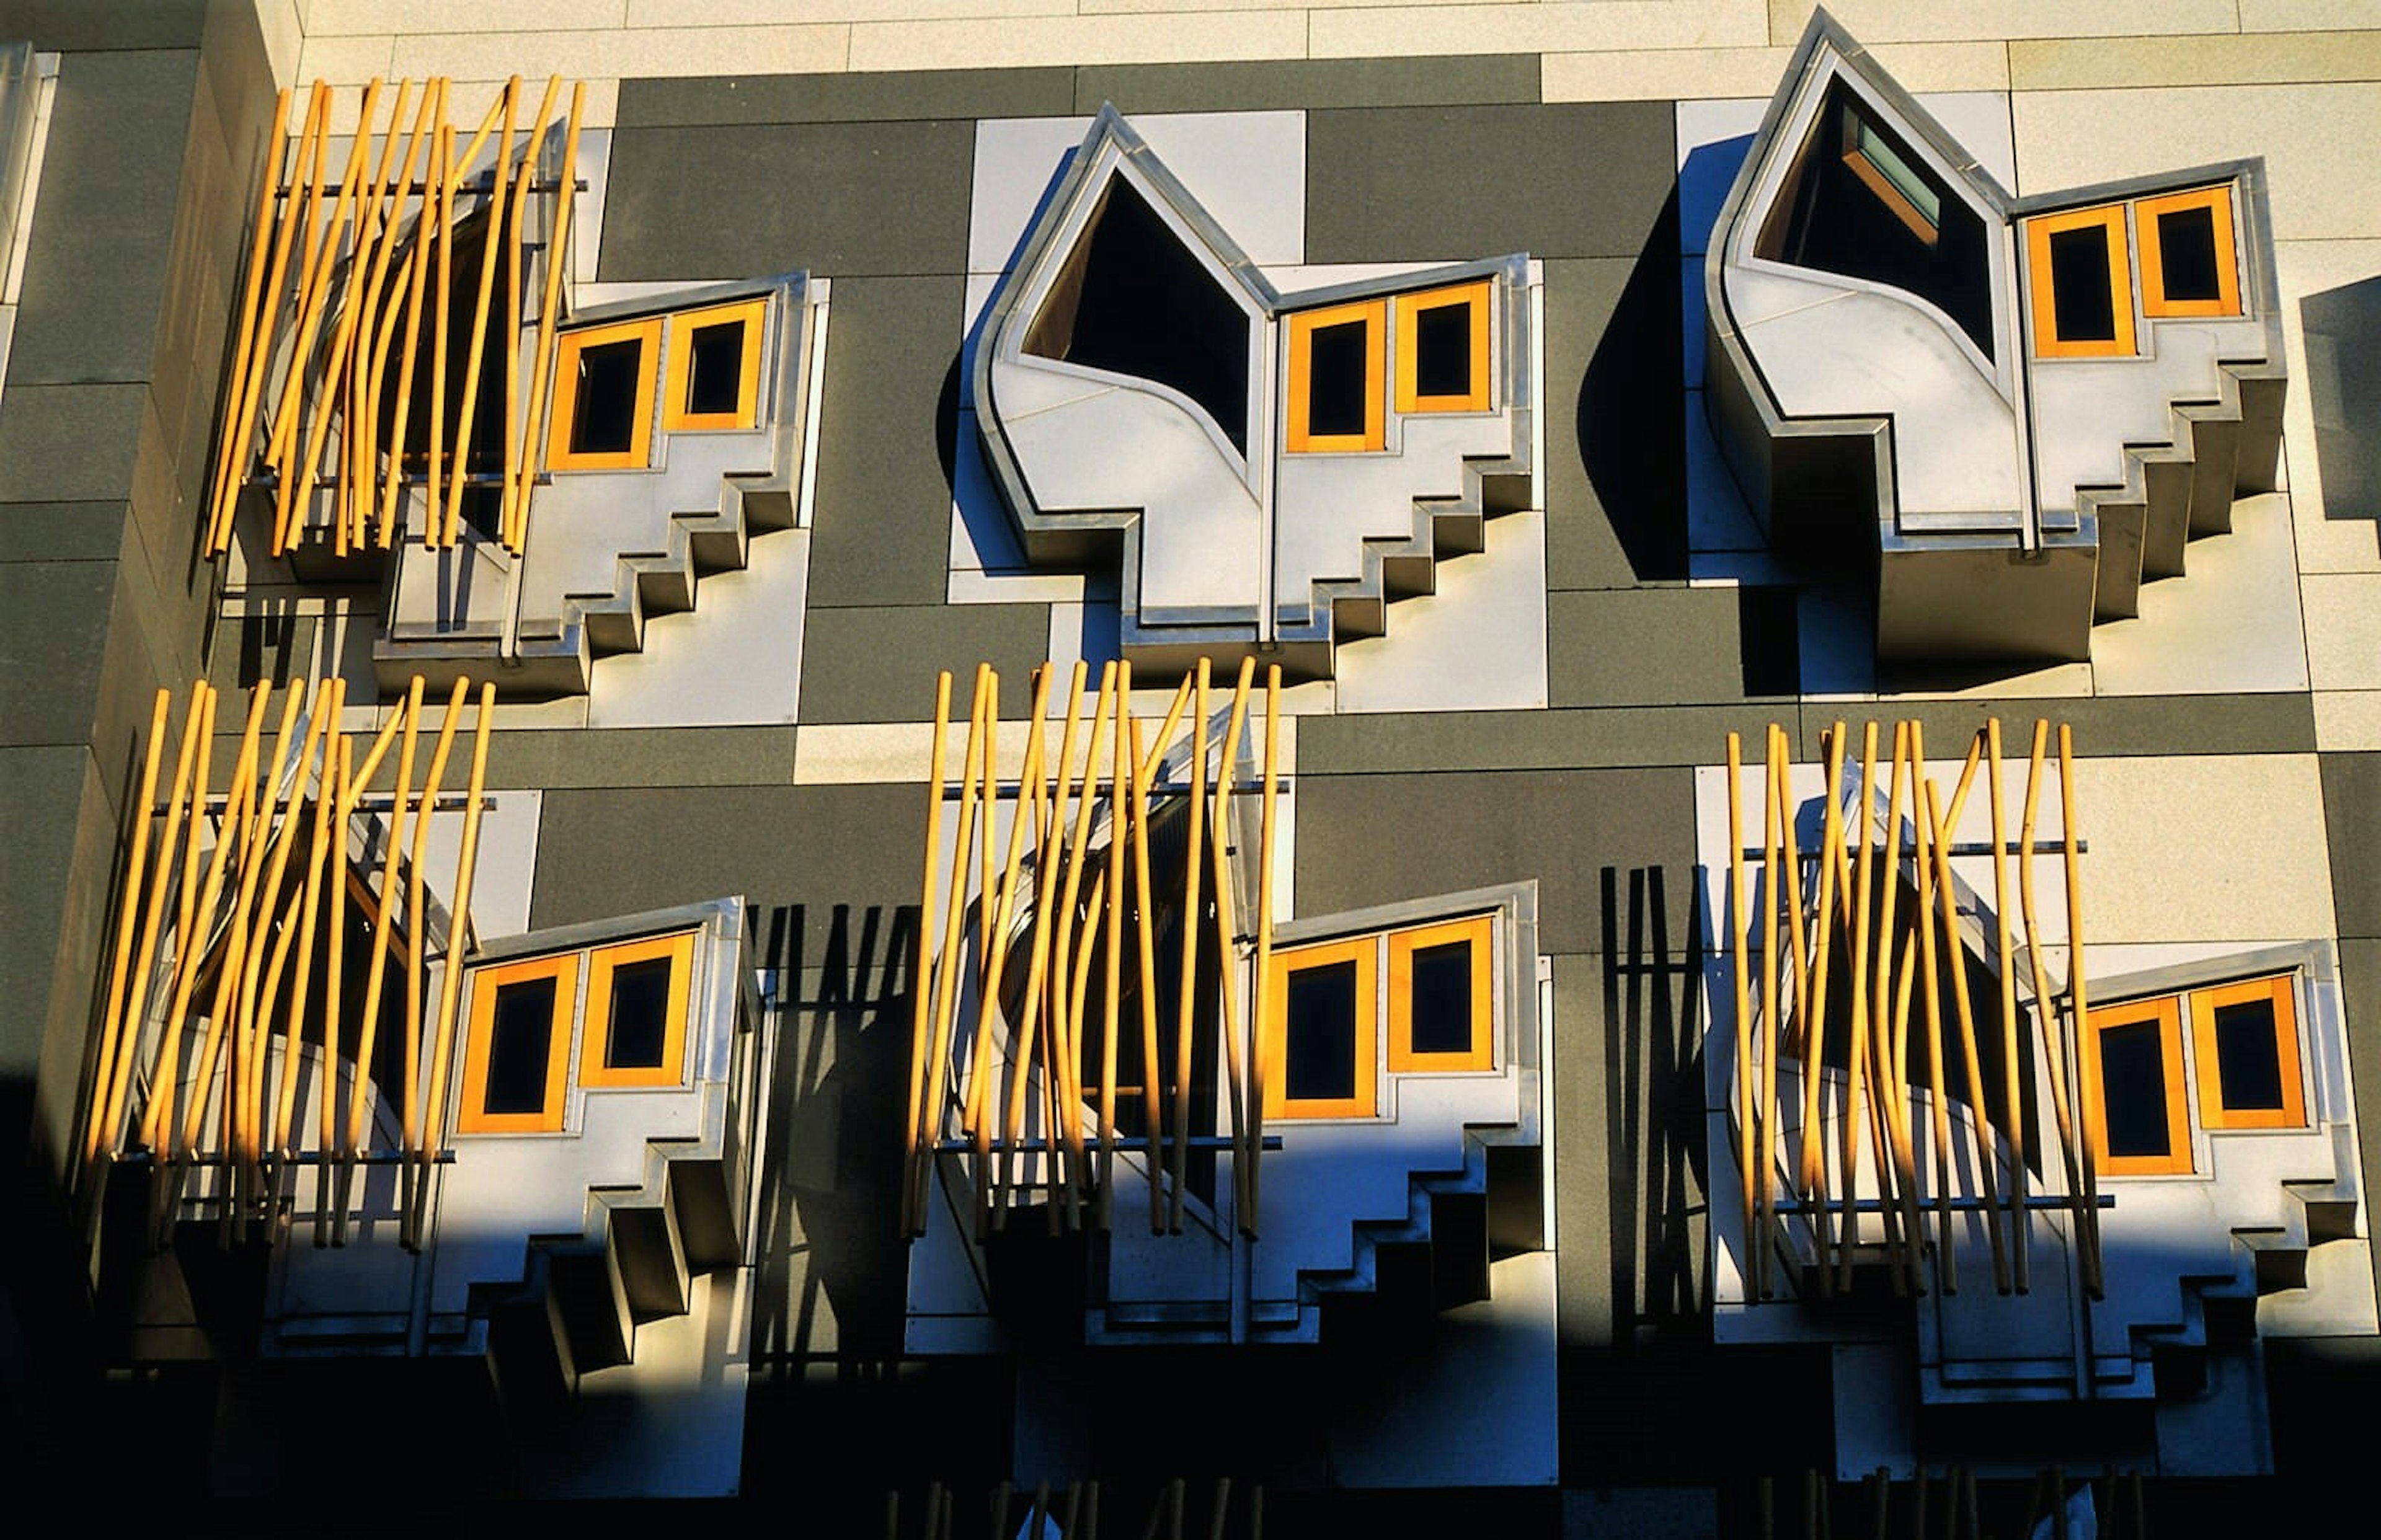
(0, 1, 205, 50)
(0, 500, 131, 563)
(0, 384, 149, 505)
(204, 610, 313, 697)
(1796, 694, 2317, 766)
(7, 50, 203, 386)
(0, 560, 114, 746)
(1306, 102, 1675, 263)
(1293, 766, 1698, 955)
(1299, 704, 1791, 775)
(599, 119, 974, 281)
(0, 745, 89, 1076)
(1548, 954, 1613, 1350)
(1549, 588, 1742, 708)
(799, 603, 1049, 725)
(2333, 937, 2381, 1304)
(1076, 55, 1538, 115)
(2323, 753, 2381, 940)
(330, 726, 798, 795)
(621, 68, 1073, 129)
(1544, 257, 1688, 589)
(804, 276, 968, 609)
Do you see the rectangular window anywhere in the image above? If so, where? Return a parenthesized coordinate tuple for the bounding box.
(2025, 204, 2135, 360)
(2136, 185, 2241, 319)
(662, 298, 767, 433)
(1286, 298, 1385, 453)
(1387, 914, 1493, 1073)
(548, 315, 663, 471)
(1393, 280, 1492, 415)
(2082, 993, 2191, 1175)
(2189, 973, 2304, 1130)
(1840, 105, 1941, 246)
(579, 930, 696, 1089)
(1263, 935, 1377, 1118)
(459, 953, 579, 1134)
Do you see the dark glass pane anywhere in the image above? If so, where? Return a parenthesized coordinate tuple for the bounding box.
(1306, 319, 1369, 439)
(484, 975, 557, 1116)
(1284, 960, 1359, 1103)
(605, 957, 674, 1070)
(1408, 940, 1474, 1057)
(2213, 996, 2287, 1111)
(570, 337, 645, 454)
(2157, 205, 2222, 303)
(2098, 1020, 2171, 1159)
(2049, 227, 2118, 342)
(1413, 301, 1472, 399)
(685, 319, 746, 417)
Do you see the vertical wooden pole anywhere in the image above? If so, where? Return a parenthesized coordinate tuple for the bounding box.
(143, 684, 250, 1154)
(378, 81, 446, 548)
(1099, 664, 1131, 1229)
(1837, 722, 1878, 1290)
(425, 118, 454, 545)
(309, 81, 411, 559)
(414, 681, 494, 1244)
(903, 671, 953, 1226)
(1727, 732, 1754, 1290)
(967, 668, 1050, 1232)
(497, 77, 558, 548)
(401, 679, 469, 1162)
(1210, 658, 1256, 1227)
(1052, 663, 1119, 1224)
(2056, 724, 2102, 1296)
(914, 668, 988, 1236)
(2019, 721, 2090, 1299)
(1169, 659, 1210, 1232)
(511, 84, 585, 552)
(272, 679, 345, 1154)
(206, 88, 296, 554)
(1000, 668, 1076, 1223)
(1127, 708, 1166, 1234)
(1801, 724, 1845, 1293)
(1248, 668, 1282, 1231)
(1913, 768, 1956, 1293)
(348, 677, 425, 1155)
(1928, 774, 2010, 1293)
(1987, 718, 2028, 1291)
(441, 78, 518, 547)
(1754, 728, 1781, 1298)
(85, 690, 173, 1164)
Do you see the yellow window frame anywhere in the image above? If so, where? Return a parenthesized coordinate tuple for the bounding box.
(579, 930, 696, 1089)
(662, 298, 768, 433)
(2136, 185, 2241, 319)
(1392, 280, 1492, 416)
(2026, 203, 2135, 360)
(1262, 935, 1378, 1119)
(2082, 993, 2192, 1176)
(547, 314, 662, 471)
(1285, 298, 1385, 454)
(1387, 914, 1493, 1073)
(2189, 973, 2305, 1131)
(458, 952, 579, 1135)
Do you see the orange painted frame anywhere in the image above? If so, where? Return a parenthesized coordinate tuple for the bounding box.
(1285, 298, 1385, 453)
(662, 298, 768, 433)
(2025, 203, 2135, 360)
(1262, 934, 1378, 1119)
(458, 952, 579, 1135)
(2081, 993, 2193, 1176)
(579, 930, 696, 1089)
(546, 314, 663, 471)
(2189, 973, 2305, 1131)
(2136, 185, 2241, 319)
(1392, 280, 1492, 415)
(1387, 914, 1494, 1073)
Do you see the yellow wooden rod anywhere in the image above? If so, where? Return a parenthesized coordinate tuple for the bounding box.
(341, 81, 419, 550)
(2056, 723, 2102, 1296)
(1004, 665, 1088, 1211)
(990, 682, 1057, 1224)
(254, 82, 337, 538)
(1798, 724, 1845, 1292)
(419, 681, 495, 1164)
(377, 81, 446, 547)
(1065, 867, 1107, 1221)
(1886, 925, 1925, 1291)
(99, 683, 208, 1161)
(1052, 663, 1119, 1153)
(359, 231, 419, 546)
(425, 119, 455, 547)
(401, 678, 469, 1158)
(913, 673, 988, 1235)
(206, 88, 296, 554)
(1135, 672, 1195, 789)
(1752, 729, 1781, 1298)
(1247, 665, 1280, 1232)
(1986, 719, 2029, 1292)
(141, 685, 217, 1153)
(272, 679, 345, 1152)
(512, 84, 585, 552)
(448, 78, 511, 185)
(1944, 728, 1985, 837)
(316, 80, 411, 560)
(1836, 721, 1878, 1290)
(977, 689, 998, 998)
(969, 668, 1050, 1232)
(1913, 763, 1956, 1294)
(1726, 730, 1752, 1286)
(1209, 657, 1257, 1225)
(229, 688, 323, 1160)
(143, 684, 247, 1153)
(497, 77, 557, 548)
(902, 671, 954, 1224)
(1127, 709, 1168, 1235)
(1928, 771, 2010, 1294)
(1877, 722, 1909, 1096)
(318, 732, 352, 1189)
(1099, 663, 1132, 1229)
(440, 78, 518, 547)
(86, 689, 173, 1164)
(1776, 725, 1812, 1060)
(1168, 658, 1211, 1233)
(347, 678, 425, 1151)
(2018, 719, 2090, 1296)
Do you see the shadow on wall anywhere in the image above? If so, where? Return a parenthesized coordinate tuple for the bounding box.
(1601, 864, 1708, 1339)
(2302, 275, 2381, 542)
(1580, 187, 1688, 583)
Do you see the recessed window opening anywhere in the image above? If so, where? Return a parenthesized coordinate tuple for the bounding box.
(1285, 298, 1386, 453)
(2083, 993, 2190, 1175)
(548, 316, 662, 471)
(1021, 175, 1251, 453)
(2025, 204, 2135, 359)
(571, 339, 644, 456)
(1405, 941, 1473, 1056)
(2047, 227, 2119, 343)
(604, 957, 673, 1071)
(2156, 206, 2222, 304)
(1265, 934, 1377, 1117)
(684, 321, 746, 418)
(581, 930, 695, 1089)
(1285, 960, 1359, 1103)
(2097, 1019, 2174, 1161)
(2191, 973, 2303, 1130)
(2137, 186, 2241, 319)
(1305, 321, 1370, 440)
(484, 976, 558, 1115)
(460, 952, 576, 1134)
(1412, 304, 1473, 400)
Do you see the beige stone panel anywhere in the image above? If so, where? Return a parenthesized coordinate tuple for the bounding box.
(257, 0, 311, 88)
(2315, 691, 2381, 752)
(2072, 754, 2336, 945)
(1081, 0, 1492, 12)
(848, 11, 1307, 71)
(307, 1, 628, 35)
(1785, 0, 2240, 44)
(295, 32, 397, 84)
(2274, 238, 2381, 576)
(2010, 82, 2381, 239)
(2302, 573, 2381, 692)
(311, 74, 619, 134)
(389, 25, 849, 82)
(628, 0, 1070, 22)
(2243, 0, 2381, 33)
(796, 715, 1295, 784)
(1311, 1, 1767, 58)
(1548, 39, 2006, 101)
(2013, 32, 2381, 92)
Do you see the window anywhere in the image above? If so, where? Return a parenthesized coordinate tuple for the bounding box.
(1387, 914, 1492, 1073)
(1841, 105, 1940, 246)
(2082, 993, 2191, 1175)
(662, 299, 766, 433)
(2026, 204, 2135, 359)
(1285, 298, 1385, 453)
(548, 315, 662, 471)
(2189, 973, 2305, 1131)
(2137, 185, 2241, 319)
(579, 931, 696, 1089)
(458, 952, 578, 1134)
(1263, 935, 1377, 1118)
(1393, 281, 1492, 416)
